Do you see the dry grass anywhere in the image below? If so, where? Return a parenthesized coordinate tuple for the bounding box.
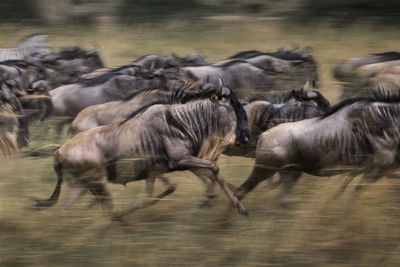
(1, 19, 400, 266)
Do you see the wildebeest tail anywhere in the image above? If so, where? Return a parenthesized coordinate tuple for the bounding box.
(33, 157, 63, 208)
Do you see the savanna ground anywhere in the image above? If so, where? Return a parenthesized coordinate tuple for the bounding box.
(1, 19, 400, 266)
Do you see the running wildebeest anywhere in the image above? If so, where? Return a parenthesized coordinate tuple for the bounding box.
(26, 46, 104, 88)
(183, 60, 273, 98)
(232, 88, 400, 203)
(0, 76, 52, 149)
(334, 52, 400, 100)
(228, 48, 318, 88)
(33, 80, 250, 218)
(50, 65, 172, 118)
(184, 48, 318, 98)
(224, 82, 330, 158)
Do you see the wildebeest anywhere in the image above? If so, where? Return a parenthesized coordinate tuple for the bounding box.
(228, 48, 318, 87)
(27, 46, 105, 88)
(184, 48, 318, 98)
(0, 60, 47, 93)
(50, 65, 171, 118)
(232, 88, 400, 203)
(224, 83, 330, 158)
(0, 75, 52, 149)
(183, 60, 272, 98)
(33, 81, 250, 218)
(334, 52, 400, 100)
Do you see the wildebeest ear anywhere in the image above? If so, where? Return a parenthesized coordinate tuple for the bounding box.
(221, 87, 230, 97)
(307, 91, 318, 98)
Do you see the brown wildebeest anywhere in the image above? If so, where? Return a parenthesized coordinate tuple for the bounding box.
(33, 80, 250, 218)
(232, 88, 400, 204)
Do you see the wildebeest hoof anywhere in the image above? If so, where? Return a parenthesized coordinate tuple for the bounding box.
(29, 197, 52, 209)
(236, 203, 249, 217)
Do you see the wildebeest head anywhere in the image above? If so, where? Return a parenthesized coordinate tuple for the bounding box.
(212, 76, 250, 145)
(291, 81, 331, 112)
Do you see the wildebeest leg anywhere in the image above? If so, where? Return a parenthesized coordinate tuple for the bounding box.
(112, 176, 177, 219)
(173, 155, 248, 216)
(353, 173, 382, 194)
(86, 177, 113, 215)
(56, 118, 73, 135)
(234, 166, 276, 200)
(192, 168, 217, 207)
(278, 171, 302, 197)
(222, 166, 275, 217)
(62, 185, 87, 210)
(332, 174, 358, 199)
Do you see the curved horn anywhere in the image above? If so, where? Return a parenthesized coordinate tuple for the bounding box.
(150, 61, 155, 70)
(216, 74, 224, 94)
(303, 80, 310, 92)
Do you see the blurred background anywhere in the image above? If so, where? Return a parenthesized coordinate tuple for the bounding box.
(1, 0, 400, 266)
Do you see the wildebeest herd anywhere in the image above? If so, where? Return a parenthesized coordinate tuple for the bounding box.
(1, 34, 400, 220)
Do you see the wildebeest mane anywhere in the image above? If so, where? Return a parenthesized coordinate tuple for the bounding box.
(228, 49, 314, 62)
(0, 60, 37, 69)
(120, 84, 217, 125)
(216, 59, 249, 69)
(119, 100, 169, 124)
(372, 52, 400, 62)
(78, 64, 139, 86)
(228, 50, 262, 59)
(265, 49, 313, 62)
(322, 88, 400, 119)
(321, 97, 373, 119)
(122, 86, 166, 101)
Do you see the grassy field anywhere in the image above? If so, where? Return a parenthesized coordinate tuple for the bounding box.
(1, 19, 400, 266)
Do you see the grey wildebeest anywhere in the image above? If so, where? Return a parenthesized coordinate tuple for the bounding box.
(334, 52, 400, 100)
(227, 49, 318, 93)
(232, 88, 400, 203)
(33, 81, 250, 218)
(224, 83, 330, 158)
(183, 60, 273, 98)
(50, 64, 173, 118)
